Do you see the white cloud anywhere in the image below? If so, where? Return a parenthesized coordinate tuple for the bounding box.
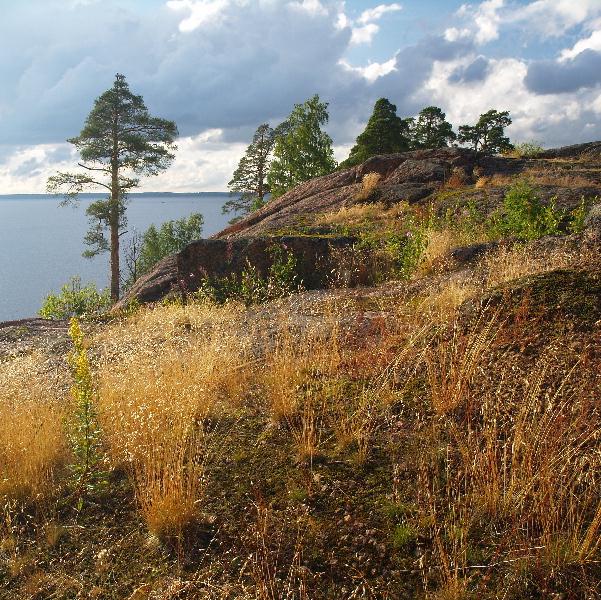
(560, 29, 601, 61)
(422, 53, 601, 147)
(509, 0, 601, 37)
(450, 0, 601, 46)
(167, 0, 229, 32)
(289, 0, 328, 17)
(340, 2, 402, 46)
(357, 3, 402, 25)
(447, 0, 504, 45)
(339, 53, 398, 83)
(350, 23, 379, 45)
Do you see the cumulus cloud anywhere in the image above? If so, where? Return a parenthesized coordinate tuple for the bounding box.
(561, 29, 601, 61)
(166, 0, 230, 32)
(343, 2, 402, 46)
(450, 0, 601, 45)
(448, 56, 490, 83)
(526, 50, 601, 95)
(423, 53, 601, 147)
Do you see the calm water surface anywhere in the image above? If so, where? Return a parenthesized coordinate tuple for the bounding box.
(0, 193, 233, 321)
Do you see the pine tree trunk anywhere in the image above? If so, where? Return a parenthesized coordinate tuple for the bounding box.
(110, 199, 120, 301)
(110, 154, 120, 301)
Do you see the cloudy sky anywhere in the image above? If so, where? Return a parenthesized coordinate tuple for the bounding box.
(1, 0, 601, 193)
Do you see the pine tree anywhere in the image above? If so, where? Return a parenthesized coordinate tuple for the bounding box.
(47, 74, 178, 300)
(223, 124, 277, 219)
(411, 106, 456, 149)
(267, 95, 336, 198)
(339, 98, 412, 169)
(458, 109, 513, 155)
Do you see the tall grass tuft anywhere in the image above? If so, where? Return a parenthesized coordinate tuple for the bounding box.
(0, 354, 66, 502)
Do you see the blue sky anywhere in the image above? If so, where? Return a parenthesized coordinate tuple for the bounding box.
(1, 0, 601, 192)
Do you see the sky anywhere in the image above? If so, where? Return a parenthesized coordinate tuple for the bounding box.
(1, 0, 601, 193)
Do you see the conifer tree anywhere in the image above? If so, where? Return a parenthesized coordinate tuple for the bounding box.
(47, 74, 178, 300)
(458, 109, 513, 155)
(267, 95, 336, 198)
(223, 124, 277, 219)
(339, 98, 412, 169)
(411, 106, 456, 149)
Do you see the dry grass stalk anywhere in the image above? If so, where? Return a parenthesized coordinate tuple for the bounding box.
(480, 242, 594, 289)
(354, 171, 381, 202)
(0, 354, 66, 501)
(95, 303, 251, 536)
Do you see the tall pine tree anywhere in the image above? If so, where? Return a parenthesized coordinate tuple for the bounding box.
(339, 98, 411, 169)
(223, 123, 277, 219)
(47, 74, 177, 300)
(411, 106, 456, 149)
(267, 95, 336, 198)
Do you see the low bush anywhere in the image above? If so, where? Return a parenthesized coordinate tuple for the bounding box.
(489, 179, 564, 240)
(503, 141, 544, 158)
(196, 244, 302, 306)
(39, 276, 111, 319)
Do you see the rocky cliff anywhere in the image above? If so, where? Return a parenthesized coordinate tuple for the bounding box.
(119, 142, 601, 307)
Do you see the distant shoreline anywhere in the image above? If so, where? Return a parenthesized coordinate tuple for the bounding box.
(0, 191, 231, 199)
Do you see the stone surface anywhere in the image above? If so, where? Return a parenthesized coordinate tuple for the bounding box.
(117, 235, 357, 307)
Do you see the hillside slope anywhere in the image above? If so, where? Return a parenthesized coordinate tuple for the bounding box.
(0, 145, 600, 599)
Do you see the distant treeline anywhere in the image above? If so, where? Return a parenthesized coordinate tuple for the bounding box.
(224, 96, 514, 219)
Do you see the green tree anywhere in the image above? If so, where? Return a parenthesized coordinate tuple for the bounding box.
(47, 74, 178, 301)
(223, 124, 277, 220)
(458, 109, 513, 155)
(267, 95, 336, 198)
(410, 106, 456, 149)
(340, 98, 412, 169)
(124, 213, 203, 288)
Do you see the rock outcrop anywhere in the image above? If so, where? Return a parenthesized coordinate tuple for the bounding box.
(117, 235, 356, 307)
(119, 143, 601, 308)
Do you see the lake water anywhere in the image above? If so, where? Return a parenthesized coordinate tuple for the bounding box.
(0, 193, 234, 321)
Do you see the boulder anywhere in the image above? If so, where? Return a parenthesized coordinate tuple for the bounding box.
(116, 235, 357, 308)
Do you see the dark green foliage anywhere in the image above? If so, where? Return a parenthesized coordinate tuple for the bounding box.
(39, 276, 111, 319)
(224, 124, 278, 220)
(124, 213, 204, 289)
(568, 196, 597, 234)
(267, 95, 336, 198)
(196, 245, 301, 306)
(340, 98, 412, 169)
(410, 106, 456, 149)
(490, 180, 564, 240)
(458, 109, 513, 155)
(47, 74, 178, 300)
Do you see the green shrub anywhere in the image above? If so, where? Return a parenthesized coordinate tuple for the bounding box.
(568, 196, 597, 234)
(195, 244, 302, 306)
(505, 141, 544, 158)
(382, 217, 428, 280)
(489, 180, 564, 240)
(391, 523, 417, 549)
(40, 277, 111, 319)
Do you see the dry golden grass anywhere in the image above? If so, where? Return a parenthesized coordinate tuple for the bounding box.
(0, 354, 66, 501)
(316, 200, 409, 230)
(421, 348, 601, 595)
(480, 242, 592, 289)
(523, 168, 593, 188)
(95, 303, 252, 537)
(354, 171, 381, 202)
